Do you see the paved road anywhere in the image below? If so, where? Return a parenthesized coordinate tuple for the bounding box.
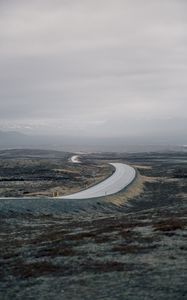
(60, 163, 136, 199)
(70, 155, 80, 163)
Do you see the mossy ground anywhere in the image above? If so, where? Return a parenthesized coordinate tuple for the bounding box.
(0, 151, 186, 299)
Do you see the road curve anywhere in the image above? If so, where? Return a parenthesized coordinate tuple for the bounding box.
(59, 163, 136, 199)
(70, 155, 80, 163)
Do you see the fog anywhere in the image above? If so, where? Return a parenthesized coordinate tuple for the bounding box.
(0, 0, 186, 143)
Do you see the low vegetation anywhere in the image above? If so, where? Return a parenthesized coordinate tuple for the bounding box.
(0, 151, 186, 300)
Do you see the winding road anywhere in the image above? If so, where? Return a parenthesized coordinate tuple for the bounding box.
(70, 155, 80, 163)
(59, 162, 136, 199)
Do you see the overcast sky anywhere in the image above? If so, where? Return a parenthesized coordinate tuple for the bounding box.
(0, 0, 186, 141)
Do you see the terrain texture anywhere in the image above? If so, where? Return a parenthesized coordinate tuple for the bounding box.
(0, 149, 113, 197)
(0, 151, 186, 300)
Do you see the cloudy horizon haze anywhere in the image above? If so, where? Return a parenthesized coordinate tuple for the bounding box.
(0, 0, 186, 144)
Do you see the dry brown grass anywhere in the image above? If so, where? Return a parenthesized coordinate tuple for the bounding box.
(133, 165, 152, 170)
(153, 218, 186, 232)
(104, 172, 145, 206)
(36, 245, 76, 258)
(81, 260, 125, 273)
(12, 261, 62, 278)
(112, 243, 157, 254)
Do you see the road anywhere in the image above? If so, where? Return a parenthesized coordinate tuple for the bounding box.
(59, 163, 136, 199)
(70, 155, 80, 163)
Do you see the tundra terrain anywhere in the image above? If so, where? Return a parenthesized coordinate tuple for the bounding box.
(0, 150, 186, 300)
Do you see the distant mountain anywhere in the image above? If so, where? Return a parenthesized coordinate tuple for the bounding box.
(0, 131, 51, 149)
(0, 131, 28, 146)
(0, 130, 24, 138)
(0, 130, 186, 152)
(0, 130, 45, 148)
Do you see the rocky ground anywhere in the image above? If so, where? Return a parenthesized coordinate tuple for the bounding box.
(0, 151, 186, 300)
(0, 149, 113, 197)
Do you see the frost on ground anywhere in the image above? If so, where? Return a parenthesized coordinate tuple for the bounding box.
(0, 152, 186, 300)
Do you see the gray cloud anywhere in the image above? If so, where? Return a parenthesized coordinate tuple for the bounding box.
(0, 0, 186, 142)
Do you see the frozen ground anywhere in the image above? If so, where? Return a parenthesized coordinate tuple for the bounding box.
(0, 152, 186, 300)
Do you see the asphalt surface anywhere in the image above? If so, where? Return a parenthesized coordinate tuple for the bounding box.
(60, 163, 136, 199)
(70, 155, 80, 163)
